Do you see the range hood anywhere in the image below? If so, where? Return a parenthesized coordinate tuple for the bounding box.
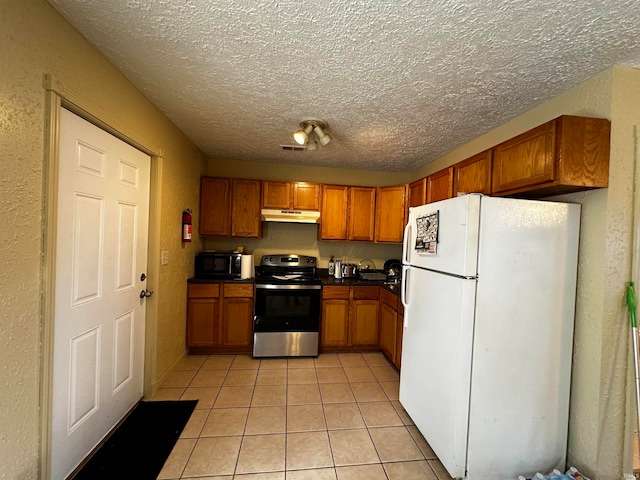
(260, 208, 320, 224)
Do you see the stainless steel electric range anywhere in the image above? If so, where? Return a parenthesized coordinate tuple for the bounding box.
(253, 254, 321, 357)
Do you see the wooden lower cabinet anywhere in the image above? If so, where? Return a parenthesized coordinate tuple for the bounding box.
(395, 302, 404, 370)
(187, 282, 254, 354)
(187, 284, 220, 347)
(221, 297, 253, 346)
(350, 287, 380, 346)
(379, 301, 397, 360)
(320, 286, 350, 346)
(379, 288, 400, 365)
(320, 285, 379, 350)
(321, 300, 350, 346)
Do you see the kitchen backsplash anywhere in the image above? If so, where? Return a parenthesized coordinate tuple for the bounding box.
(202, 221, 402, 271)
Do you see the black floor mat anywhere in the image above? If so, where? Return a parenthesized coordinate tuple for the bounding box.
(71, 399, 197, 480)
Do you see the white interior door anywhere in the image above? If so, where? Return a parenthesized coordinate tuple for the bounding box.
(51, 108, 151, 479)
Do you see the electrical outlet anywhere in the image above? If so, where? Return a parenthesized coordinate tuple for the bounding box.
(161, 251, 169, 266)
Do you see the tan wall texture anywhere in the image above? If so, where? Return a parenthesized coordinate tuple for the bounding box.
(0, 1, 206, 478)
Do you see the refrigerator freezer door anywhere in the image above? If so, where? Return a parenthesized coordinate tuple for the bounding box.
(399, 266, 477, 478)
(403, 194, 481, 277)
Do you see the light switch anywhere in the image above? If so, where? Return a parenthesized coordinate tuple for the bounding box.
(161, 251, 169, 265)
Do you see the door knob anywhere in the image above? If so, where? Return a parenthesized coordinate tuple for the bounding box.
(139, 289, 154, 299)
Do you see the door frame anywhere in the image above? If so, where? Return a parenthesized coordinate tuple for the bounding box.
(39, 74, 163, 479)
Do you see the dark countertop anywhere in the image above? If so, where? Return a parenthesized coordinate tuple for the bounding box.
(188, 272, 401, 296)
(318, 272, 401, 295)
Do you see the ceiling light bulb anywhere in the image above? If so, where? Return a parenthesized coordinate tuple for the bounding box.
(293, 124, 313, 145)
(306, 137, 318, 151)
(314, 125, 332, 146)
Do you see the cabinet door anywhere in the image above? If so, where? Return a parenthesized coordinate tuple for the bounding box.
(492, 120, 555, 194)
(350, 299, 379, 346)
(379, 302, 397, 362)
(427, 167, 454, 203)
(320, 185, 349, 240)
(262, 181, 291, 209)
(408, 178, 427, 208)
(321, 299, 350, 346)
(375, 185, 406, 243)
(231, 179, 262, 237)
(454, 150, 492, 196)
(293, 182, 321, 210)
(200, 177, 230, 236)
(348, 186, 376, 242)
(187, 298, 219, 347)
(395, 306, 403, 369)
(220, 297, 253, 346)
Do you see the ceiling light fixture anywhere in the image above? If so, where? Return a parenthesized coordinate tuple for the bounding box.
(293, 118, 332, 149)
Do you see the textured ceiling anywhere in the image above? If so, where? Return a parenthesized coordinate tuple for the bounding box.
(48, 0, 640, 172)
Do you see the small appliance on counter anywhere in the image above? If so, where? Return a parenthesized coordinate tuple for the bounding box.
(341, 263, 358, 278)
(195, 251, 242, 279)
(384, 258, 402, 283)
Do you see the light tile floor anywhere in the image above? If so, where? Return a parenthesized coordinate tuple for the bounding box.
(149, 352, 454, 480)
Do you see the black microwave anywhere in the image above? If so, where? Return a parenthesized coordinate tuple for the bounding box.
(195, 251, 242, 279)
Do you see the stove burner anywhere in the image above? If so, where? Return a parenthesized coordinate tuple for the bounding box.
(256, 254, 320, 286)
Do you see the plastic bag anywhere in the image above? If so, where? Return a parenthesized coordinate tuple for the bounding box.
(518, 468, 578, 480)
(565, 466, 591, 480)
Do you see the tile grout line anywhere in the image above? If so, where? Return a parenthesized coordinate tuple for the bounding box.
(167, 353, 439, 479)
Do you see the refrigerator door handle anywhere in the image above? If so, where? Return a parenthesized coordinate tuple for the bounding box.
(401, 265, 410, 324)
(403, 222, 412, 264)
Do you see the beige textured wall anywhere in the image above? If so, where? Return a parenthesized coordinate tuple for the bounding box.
(205, 222, 403, 272)
(206, 159, 408, 266)
(208, 158, 411, 186)
(0, 1, 205, 478)
(410, 67, 640, 479)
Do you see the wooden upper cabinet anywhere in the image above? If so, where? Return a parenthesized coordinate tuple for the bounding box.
(492, 121, 555, 194)
(262, 181, 321, 210)
(375, 185, 406, 243)
(262, 180, 291, 209)
(427, 167, 454, 203)
(293, 182, 321, 210)
(348, 186, 376, 242)
(408, 177, 427, 208)
(200, 177, 231, 236)
(454, 150, 493, 196)
(231, 179, 262, 237)
(320, 184, 349, 240)
(492, 115, 610, 197)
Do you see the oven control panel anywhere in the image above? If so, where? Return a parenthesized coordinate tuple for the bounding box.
(261, 254, 316, 267)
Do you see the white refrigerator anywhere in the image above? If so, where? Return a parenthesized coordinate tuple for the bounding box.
(399, 194, 580, 480)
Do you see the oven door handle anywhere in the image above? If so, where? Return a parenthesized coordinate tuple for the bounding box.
(256, 284, 322, 290)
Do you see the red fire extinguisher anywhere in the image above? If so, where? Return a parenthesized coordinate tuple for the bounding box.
(182, 209, 192, 243)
